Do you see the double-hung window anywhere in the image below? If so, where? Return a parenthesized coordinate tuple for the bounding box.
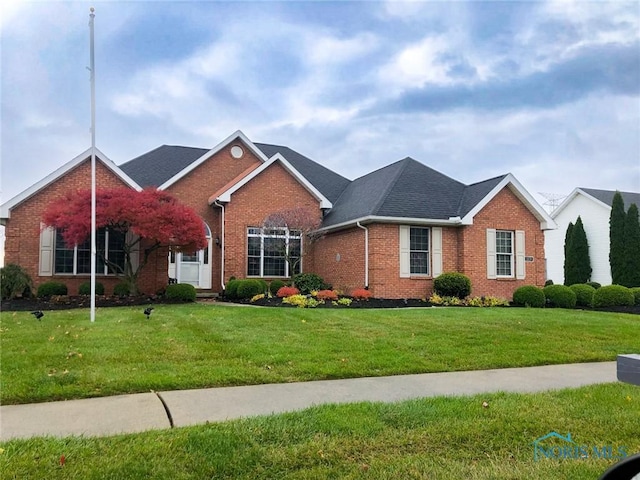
(247, 227, 301, 277)
(495, 230, 514, 277)
(54, 228, 126, 275)
(409, 227, 430, 275)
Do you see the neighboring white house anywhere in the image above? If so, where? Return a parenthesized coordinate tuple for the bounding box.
(545, 188, 640, 286)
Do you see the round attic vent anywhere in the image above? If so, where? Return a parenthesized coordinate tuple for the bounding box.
(230, 145, 244, 159)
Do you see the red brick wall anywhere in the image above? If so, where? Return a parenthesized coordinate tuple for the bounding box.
(312, 186, 544, 300)
(165, 142, 263, 291)
(222, 161, 323, 283)
(3, 159, 145, 295)
(457, 186, 545, 298)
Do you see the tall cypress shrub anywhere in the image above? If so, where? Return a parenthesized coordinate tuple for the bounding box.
(565, 216, 591, 285)
(563, 222, 574, 285)
(623, 203, 640, 287)
(609, 192, 626, 284)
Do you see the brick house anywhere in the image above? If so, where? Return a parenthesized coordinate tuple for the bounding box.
(0, 130, 555, 299)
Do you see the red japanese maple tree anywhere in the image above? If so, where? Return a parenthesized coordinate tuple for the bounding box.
(42, 188, 207, 294)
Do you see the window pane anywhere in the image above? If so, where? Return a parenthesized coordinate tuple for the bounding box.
(107, 230, 126, 273)
(410, 228, 429, 251)
(264, 237, 285, 256)
(410, 252, 429, 275)
(264, 257, 285, 276)
(54, 231, 74, 273)
(76, 238, 91, 274)
(497, 254, 512, 276)
(247, 257, 260, 276)
(247, 237, 261, 256)
(496, 231, 512, 254)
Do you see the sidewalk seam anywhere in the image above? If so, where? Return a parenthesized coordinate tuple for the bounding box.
(154, 391, 174, 428)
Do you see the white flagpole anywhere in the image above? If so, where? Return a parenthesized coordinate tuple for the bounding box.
(89, 7, 97, 322)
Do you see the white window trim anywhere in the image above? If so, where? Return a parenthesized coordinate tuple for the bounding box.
(247, 227, 302, 278)
(487, 229, 526, 280)
(399, 225, 432, 278)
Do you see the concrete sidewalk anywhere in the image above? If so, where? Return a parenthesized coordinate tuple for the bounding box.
(0, 362, 617, 441)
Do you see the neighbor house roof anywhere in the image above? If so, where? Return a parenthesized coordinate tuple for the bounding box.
(551, 187, 640, 218)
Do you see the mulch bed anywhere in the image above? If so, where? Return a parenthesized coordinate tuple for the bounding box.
(2, 296, 639, 314)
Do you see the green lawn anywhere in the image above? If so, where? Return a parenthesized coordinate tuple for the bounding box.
(1, 383, 638, 479)
(1, 304, 638, 405)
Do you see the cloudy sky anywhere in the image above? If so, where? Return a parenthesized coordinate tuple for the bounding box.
(1, 0, 639, 213)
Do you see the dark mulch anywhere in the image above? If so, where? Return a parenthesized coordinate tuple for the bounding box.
(2, 296, 639, 314)
(1, 295, 183, 312)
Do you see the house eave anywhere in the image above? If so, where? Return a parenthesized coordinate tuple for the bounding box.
(209, 153, 332, 209)
(318, 215, 463, 233)
(0, 147, 142, 220)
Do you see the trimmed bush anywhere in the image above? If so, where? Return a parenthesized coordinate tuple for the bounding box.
(166, 283, 196, 302)
(512, 286, 545, 308)
(236, 279, 264, 299)
(79, 281, 105, 296)
(292, 273, 329, 295)
(433, 272, 471, 299)
(543, 285, 577, 309)
(0, 263, 33, 300)
(277, 286, 300, 298)
(269, 280, 285, 296)
(37, 281, 67, 298)
(569, 284, 596, 307)
(113, 282, 130, 297)
(593, 285, 635, 308)
(224, 279, 240, 299)
(586, 282, 601, 290)
(632, 287, 640, 306)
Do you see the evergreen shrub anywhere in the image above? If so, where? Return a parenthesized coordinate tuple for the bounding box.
(512, 286, 545, 308)
(592, 285, 634, 308)
(37, 281, 68, 298)
(569, 284, 596, 307)
(236, 279, 264, 299)
(0, 263, 33, 300)
(433, 272, 471, 299)
(166, 283, 196, 302)
(543, 285, 577, 309)
(293, 273, 329, 294)
(79, 281, 105, 296)
(113, 282, 130, 297)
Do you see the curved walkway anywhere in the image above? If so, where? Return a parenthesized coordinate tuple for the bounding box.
(0, 362, 617, 441)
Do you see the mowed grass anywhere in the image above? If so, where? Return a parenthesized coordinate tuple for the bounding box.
(1, 304, 638, 405)
(1, 383, 638, 479)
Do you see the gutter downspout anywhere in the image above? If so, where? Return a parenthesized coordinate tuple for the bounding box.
(214, 201, 225, 290)
(356, 221, 369, 288)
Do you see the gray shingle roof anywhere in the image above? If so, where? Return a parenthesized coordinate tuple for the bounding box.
(254, 143, 351, 203)
(120, 145, 208, 188)
(580, 188, 640, 209)
(118, 141, 513, 229)
(321, 158, 504, 227)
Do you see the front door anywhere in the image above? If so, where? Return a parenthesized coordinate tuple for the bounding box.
(168, 223, 212, 289)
